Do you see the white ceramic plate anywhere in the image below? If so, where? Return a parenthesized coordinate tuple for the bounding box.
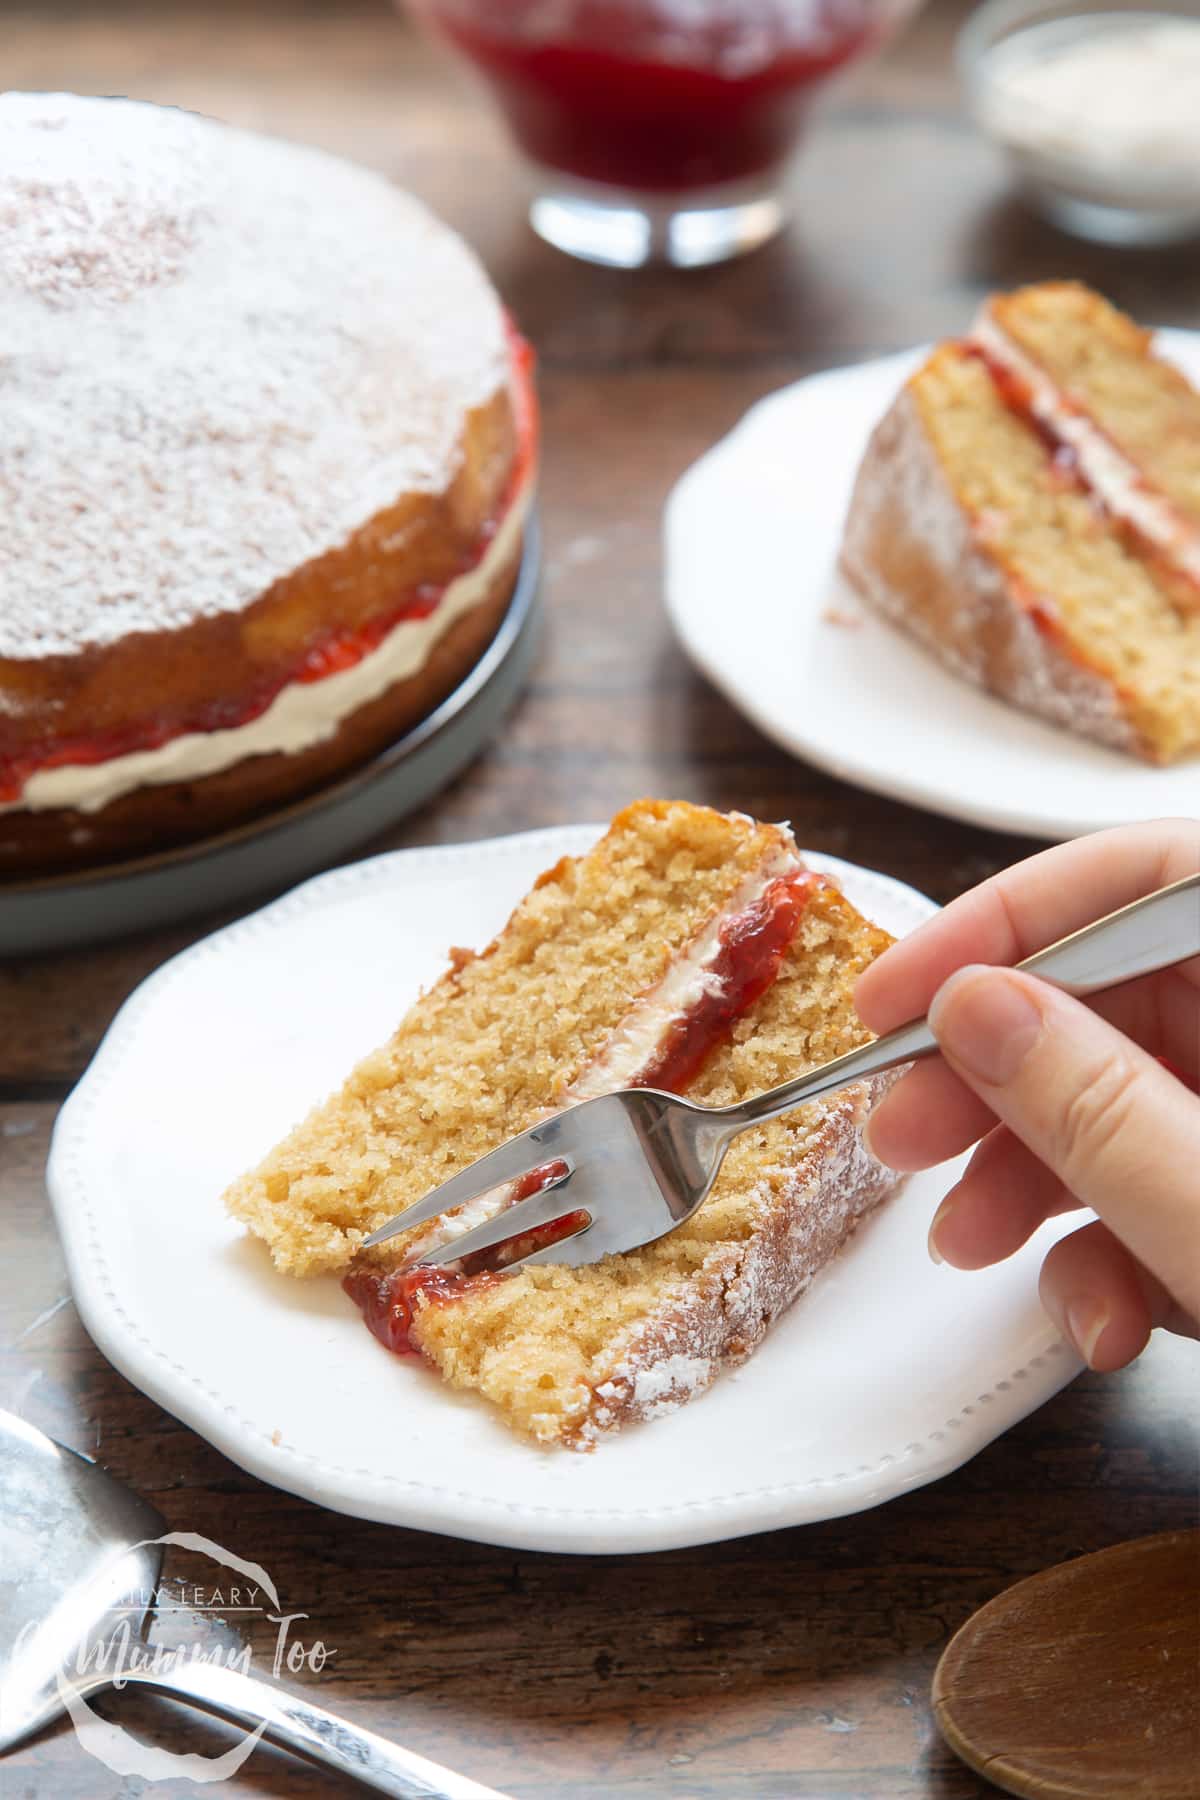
(664, 331, 1200, 841)
(48, 827, 1079, 1554)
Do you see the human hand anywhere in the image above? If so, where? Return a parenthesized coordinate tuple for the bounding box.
(854, 820, 1200, 1372)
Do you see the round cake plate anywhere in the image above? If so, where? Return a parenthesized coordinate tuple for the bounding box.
(48, 831, 1082, 1553)
(0, 518, 542, 960)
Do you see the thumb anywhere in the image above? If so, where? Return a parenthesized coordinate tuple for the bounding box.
(928, 965, 1200, 1326)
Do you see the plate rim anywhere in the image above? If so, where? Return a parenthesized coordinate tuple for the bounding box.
(663, 330, 1200, 843)
(46, 824, 1079, 1553)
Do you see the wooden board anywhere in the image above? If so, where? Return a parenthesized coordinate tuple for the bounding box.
(934, 1531, 1200, 1799)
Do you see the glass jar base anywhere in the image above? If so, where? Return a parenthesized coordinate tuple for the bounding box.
(1030, 187, 1200, 249)
(528, 173, 786, 268)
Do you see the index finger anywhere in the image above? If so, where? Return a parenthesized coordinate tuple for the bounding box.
(856, 818, 1200, 1035)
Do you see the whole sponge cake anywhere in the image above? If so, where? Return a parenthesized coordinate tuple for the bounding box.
(0, 92, 534, 873)
(225, 801, 903, 1449)
(840, 282, 1200, 763)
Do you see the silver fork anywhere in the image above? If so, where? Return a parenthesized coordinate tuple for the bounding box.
(362, 872, 1200, 1272)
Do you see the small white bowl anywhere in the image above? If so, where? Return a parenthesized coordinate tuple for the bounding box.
(959, 0, 1200, 245)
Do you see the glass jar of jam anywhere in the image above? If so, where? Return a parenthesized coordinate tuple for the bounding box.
(403, 0, 923, 265)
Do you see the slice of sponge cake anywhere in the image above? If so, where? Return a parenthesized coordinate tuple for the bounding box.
(225, 800, 902, 1447)
(841, 281, 1200, 762)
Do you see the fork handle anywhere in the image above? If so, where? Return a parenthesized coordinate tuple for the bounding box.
(724, 872, 1200, 1133)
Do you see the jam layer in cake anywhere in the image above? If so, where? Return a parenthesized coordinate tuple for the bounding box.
(968, 289, 1200, 612)
(226, 801, 902, 1446)
(981, 283, 1200, 567)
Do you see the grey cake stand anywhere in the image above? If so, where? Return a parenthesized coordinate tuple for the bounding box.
(1, 517, 541, 959)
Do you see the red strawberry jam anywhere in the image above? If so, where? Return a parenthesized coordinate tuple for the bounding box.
(419, 1, 880, 193)
(635, 869, 824, 1093)
(344, 1159, 576, 1354)
(342, 1264, 493, 1357)
(963, 341, 1200, 612)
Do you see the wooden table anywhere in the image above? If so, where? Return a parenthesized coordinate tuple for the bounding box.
(2, 4, 1197, 1794)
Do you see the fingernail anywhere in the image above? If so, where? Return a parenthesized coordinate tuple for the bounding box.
(927, 1196, 952, 1265)
(929, 967, 1045, 1088)
(1066, 1298, 1111, 1367)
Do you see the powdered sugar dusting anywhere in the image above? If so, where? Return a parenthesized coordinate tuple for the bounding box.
(1, 96, 210, 305)
(629, 1354, 714, 1413)
(0, 93, 510, 660)
(578, 1078, 902, 1446)
(840, 384, 1139, 756)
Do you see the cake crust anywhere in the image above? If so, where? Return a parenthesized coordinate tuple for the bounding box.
(840, 380, 1142, 758)
(578, 1079, 897, 1446)
(0, 521, 523, 874)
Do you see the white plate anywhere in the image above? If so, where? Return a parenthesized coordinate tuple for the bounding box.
(48, 827, 1079, 1554)
(664, 331, 1200, 841)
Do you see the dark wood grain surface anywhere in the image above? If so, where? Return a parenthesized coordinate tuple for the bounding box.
(2, 3, 1197, 1795)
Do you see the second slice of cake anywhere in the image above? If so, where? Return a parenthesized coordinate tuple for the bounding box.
(225, 800, 903, 1447)
(840, 281, 1200, 763)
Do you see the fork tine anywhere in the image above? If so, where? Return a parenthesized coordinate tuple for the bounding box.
(416, 1173, 583, 1267)
(359, 1131, 567, 1248)
(505, 1226, 594, 1270)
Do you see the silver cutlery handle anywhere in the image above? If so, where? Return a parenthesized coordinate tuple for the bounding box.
(81, 1660, 511, 1800)
(729, 871, 1200, 1132)
(1017, 869, 1200, 995)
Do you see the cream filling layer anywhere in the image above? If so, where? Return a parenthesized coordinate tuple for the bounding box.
(969, 309, 1200, 591)
(398, 831, 805, 1265)
(563, 835, 803, 1101)
(8, 477, 531, 816)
